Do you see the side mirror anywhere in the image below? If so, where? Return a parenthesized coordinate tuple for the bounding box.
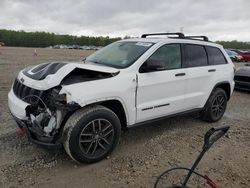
(142, 59, 165, 72)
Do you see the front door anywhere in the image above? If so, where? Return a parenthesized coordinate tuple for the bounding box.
(136, 43, 188, 123)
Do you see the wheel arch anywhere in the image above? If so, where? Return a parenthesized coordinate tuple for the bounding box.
(212, 81, 231, 101)
(84, 99, 128, 130)
(201, 81, 230, 122)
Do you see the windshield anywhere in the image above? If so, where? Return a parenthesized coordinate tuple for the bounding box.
(86, 41, 154, 68)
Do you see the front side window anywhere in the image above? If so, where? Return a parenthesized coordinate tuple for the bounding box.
(206, 46, 227, 65)
(86, 41, 154, 68)
(141, 44, 182, 72)
(183, 44, 208, 67)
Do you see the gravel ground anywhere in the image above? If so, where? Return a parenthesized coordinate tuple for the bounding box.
(0, 47, 249, 188)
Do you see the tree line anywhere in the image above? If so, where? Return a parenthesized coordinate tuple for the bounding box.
(0, 29, 250, 49)
(0, 29, 121, 47)
(216, 40, 250, 50)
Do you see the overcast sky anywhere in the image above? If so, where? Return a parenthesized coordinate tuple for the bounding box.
(1, 0, 250, 41)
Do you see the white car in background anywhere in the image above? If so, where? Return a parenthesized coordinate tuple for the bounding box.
(8, 33, 235, 163)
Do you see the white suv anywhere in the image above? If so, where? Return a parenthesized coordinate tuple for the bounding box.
(8, 33, 235, 163)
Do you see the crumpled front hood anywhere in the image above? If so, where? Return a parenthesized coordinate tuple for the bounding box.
(17, 61, 119, 90)
(23, 62, 67, 80)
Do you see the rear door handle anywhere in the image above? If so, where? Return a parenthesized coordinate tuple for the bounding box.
(175, 73, 186, 77)
(208, 69, 216, 72)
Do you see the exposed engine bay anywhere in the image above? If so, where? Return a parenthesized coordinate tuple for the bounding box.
(61, 68, 117, 85)
(12, 62, 118, 144)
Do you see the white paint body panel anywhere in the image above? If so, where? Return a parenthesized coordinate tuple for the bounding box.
(8, 37, 235, 127)
(60, 71, 137, 125)
(136, 68, 189, 122)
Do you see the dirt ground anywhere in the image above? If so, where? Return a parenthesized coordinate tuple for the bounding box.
(0, 47, 249, 188)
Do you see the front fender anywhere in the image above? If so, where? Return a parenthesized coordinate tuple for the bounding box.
(59, 85, 131, 125)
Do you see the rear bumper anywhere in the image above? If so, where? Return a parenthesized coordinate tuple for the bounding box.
(231, 81, 235, 95)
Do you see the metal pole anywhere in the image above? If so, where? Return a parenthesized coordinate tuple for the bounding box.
(182, 149, 207, 187)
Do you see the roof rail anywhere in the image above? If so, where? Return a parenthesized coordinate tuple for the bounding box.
(141, 32, 185, 38)
(185, 36, 209, 41)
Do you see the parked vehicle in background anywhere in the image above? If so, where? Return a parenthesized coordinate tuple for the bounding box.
(0, 42, 5, 46)
(8, 32, 235, 163)
(51, 44, 101, 50)
(225, 49, 243, 62)
(232, 50, 250, 62)
(52, 44, 68, 49)
(234, 64, 250, 91)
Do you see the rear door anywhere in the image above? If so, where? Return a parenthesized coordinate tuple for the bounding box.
(183, 44, 229, 109)
(136, 43, 189, 123)
(182, 44, 212, 109)
(205, 46, 230, 93)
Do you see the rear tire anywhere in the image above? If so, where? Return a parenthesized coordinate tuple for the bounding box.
(63, 105, 121, 163)
(201, 88, 227, 122)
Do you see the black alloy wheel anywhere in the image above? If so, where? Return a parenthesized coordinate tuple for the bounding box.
(211, 94, 226, 119)
(63, 105, 121, 163)
(201, 88, 227, 122)
(79, 119, 114, 158)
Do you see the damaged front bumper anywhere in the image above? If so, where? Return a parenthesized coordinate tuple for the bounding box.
(8, 88, 62, 149)
(8, 89, 29, 120)
(12, 115, 62, 149)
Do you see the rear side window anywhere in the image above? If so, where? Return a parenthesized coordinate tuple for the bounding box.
(206, 46, 227, 65)
(183, 44, 208, 67)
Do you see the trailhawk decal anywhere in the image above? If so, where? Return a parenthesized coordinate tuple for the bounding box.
(142, 103, 170, 111)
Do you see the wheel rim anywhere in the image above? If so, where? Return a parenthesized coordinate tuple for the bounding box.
(79, 119, 114, 157)
(211, 94, 226, 119)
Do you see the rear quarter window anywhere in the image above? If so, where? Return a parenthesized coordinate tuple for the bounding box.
(206, 46, 228, 65)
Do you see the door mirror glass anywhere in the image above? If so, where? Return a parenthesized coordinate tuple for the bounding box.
(142, 59, 165, 72)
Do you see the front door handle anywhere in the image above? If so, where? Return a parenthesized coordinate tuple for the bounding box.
(208, 69, 216, 72)
(175, 73, 186, 77)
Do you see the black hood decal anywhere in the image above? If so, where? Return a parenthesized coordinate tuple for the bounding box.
(23, 62, 67, 80)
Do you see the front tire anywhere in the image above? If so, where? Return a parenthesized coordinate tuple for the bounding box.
(63, 105, 121, 163)
(201, 88, 227, 122)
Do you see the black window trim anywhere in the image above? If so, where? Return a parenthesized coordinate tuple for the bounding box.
(139, 43, 228, 73)
(139, 43, 183, 73)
